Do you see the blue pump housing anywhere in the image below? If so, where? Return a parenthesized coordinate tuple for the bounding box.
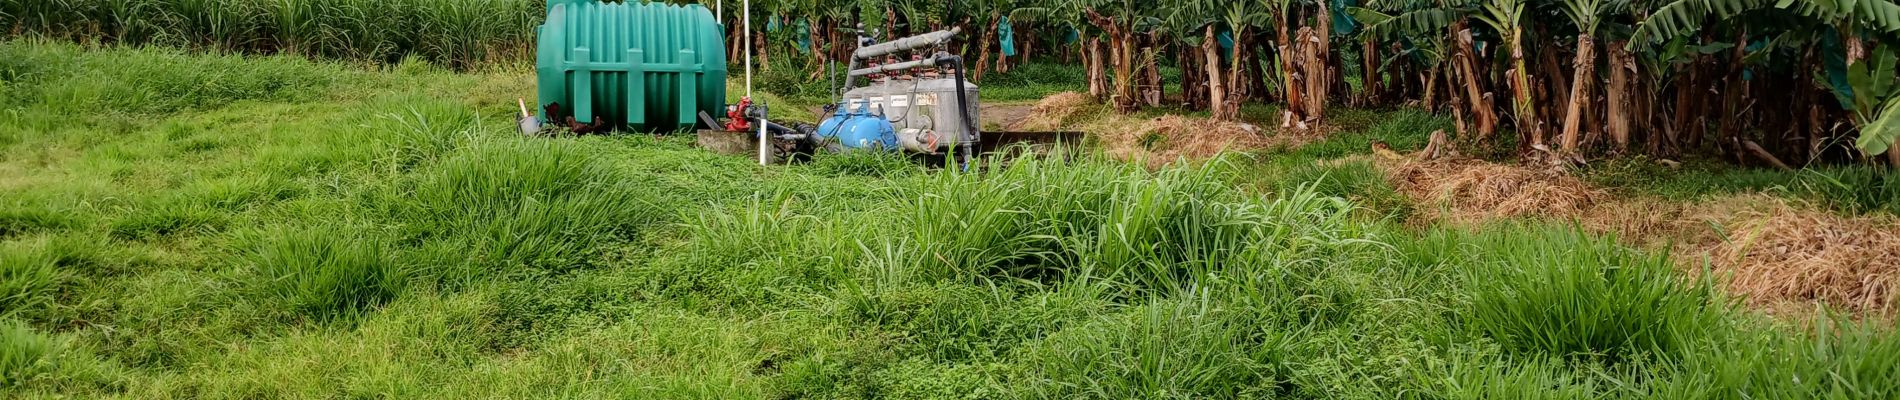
(816, 104, 898, 150)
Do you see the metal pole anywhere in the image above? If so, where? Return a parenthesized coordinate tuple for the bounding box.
(715, 0, 721, 25)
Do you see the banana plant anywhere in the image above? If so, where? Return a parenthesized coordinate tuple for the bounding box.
(1843, 45, 1900, 155)
(1557, 0, 1617, 154)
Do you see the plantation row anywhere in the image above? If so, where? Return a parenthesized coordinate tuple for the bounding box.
(3, 40, 1899, 398)
(737, 0, 1900, 169)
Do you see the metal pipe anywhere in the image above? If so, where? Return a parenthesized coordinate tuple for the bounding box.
(847, 57, 939, 77)
(851, 28, 959, 60)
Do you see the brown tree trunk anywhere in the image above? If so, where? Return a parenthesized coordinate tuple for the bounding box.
(1279, 9, 1306, 125)
(1719, 31, 1749, 163)
(1141, 44, 1162, 107)
(1087, 38, 1106, 98)
(1671, 61, 1700, 157)
(1087, 10, 1141, 113)
(1452, 22, 1497, 139)
(1183, 44, 1208, 110)
(1362, 36, 1381, 106)
(1606, 40, 1633, 153)
(1505, 26, 1541, 153)
(1205, 26, 1233, 120)
(1302, 27, 1328, 124)
(1310, 2, 1333, 122)
(1560, 33, 1597, 155)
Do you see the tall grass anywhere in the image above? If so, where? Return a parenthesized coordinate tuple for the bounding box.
(1460, 227, 1725, 363)
(0, 0, 540, 69)
(245, 225, 409, 321)
(0, 245, 63, 319)
(0, 320, 59, 386)
(399, 138, 650, 278)
(3, 41, 1898, 398)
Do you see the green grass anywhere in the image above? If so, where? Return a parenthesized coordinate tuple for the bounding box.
(1584, 157, 1900, 216)
(2, 39, 1898, 399)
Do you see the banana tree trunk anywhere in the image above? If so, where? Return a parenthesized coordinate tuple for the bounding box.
(1718, 31, 1749, 164)
(1311, 2, 1333, 122)
(1205, 26, 1232, 120)
(1142, 44, 1162, 107)
(1506, 27, 1541, 153)
(1279, 9, 1307, 124)
(1087, 37, 1106, 98)
(1302, 27, 1328, 123)
(1362, 36, 1381, 106)
(1183, 43, 1209, 110)
(975, 13, 998, 83)
(1560, 33, 1596, 154)
(1606, 40, 1632, 153)
(1452, 22, 1497, 139)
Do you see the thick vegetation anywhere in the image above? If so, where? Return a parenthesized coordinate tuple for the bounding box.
(3, 40, 1897, 398)
(0, 0, 538, 68)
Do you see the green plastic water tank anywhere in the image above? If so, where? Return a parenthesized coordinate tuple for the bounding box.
(535, 0, 727, 131)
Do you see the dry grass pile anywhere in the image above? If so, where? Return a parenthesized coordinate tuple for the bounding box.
(1009, 91, 1097, 131)
(1683, 198, 1900, 314)
(1388, 159, 1602, 221)
(1102, 115, 1291, 167)
(1375, 153, 1900, 315)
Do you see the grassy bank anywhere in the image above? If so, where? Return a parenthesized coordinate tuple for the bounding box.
(3, 40, 1898, 399)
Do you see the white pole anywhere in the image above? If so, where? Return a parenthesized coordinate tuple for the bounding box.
(715, 0, 721, 25)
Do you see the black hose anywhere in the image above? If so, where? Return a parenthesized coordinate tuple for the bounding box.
(937, 52, 978, 171)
